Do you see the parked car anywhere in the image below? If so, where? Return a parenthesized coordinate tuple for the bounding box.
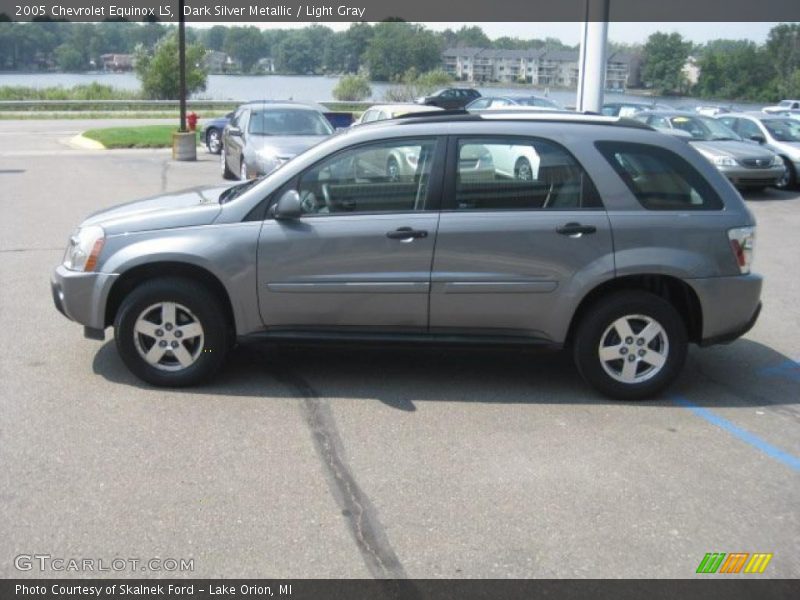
(762, 99, 800, 114)
(769, 109, 800, 122)
(601, 101, 673, 117)
(202, 103, 353, 154)
(716, 113, 800, 190)
(694, 105, 731, 117)
(416, 88, 481, 110)
(52, 112, 762, 400)
(466, 95, 563, 110)
(199, 112, 232, 154)
(220, 102, 334, 180)
(355, 103, 443, 125)
(632, 111, 783, 190)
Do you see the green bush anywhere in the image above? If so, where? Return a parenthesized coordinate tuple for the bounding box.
(332, 74, 372, 101)
(383, 69, 454, 102)
(0, 83, 139, 101)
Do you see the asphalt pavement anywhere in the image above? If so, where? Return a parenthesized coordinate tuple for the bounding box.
(0, 119, 798, 579)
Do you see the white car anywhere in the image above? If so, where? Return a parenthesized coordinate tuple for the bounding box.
(355, 103, 443, 125)
(762, 100, 800, 114)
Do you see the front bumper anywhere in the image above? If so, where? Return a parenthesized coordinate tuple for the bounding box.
(687, 273, 763, 346)
(51, 265, 118, 339)
(717, 165, 784, 188)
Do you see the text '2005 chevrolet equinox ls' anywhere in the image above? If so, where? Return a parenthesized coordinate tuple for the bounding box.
(52, 112, 762, 400)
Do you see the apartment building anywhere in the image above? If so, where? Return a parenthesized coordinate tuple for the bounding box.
(442, 47, 639, 90)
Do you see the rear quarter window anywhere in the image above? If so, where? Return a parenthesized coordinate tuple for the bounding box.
(595, 141, 724, 211)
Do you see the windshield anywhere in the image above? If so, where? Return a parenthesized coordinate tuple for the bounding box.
(668, 115, 741, 141)
(762, 119, 800, 142)
(248, 109, 333, 136)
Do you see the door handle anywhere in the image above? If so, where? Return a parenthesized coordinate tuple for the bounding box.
(556, 222, 597, 237)
(386, 227, 428, 240)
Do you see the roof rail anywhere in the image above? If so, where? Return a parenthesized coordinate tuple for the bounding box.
(389, 109, 653, 130)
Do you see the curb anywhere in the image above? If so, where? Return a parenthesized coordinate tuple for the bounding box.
(68, 134, 106, 150)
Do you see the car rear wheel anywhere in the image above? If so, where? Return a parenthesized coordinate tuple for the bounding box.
(206, 128, 222, 154)
(221, 147, 236, 180)
(515, 157, 533, 181)
(386, 157, 400, 182)
(573, 291, 687, 400)
(775, 157, 796, 190)
(114, 278, 230, 387)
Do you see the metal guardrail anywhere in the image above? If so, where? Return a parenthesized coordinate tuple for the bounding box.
(0, 99, 374, 109)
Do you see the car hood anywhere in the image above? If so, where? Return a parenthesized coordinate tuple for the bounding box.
(246, 135, 328, 159)
(690, 140, 775, 160)
(81, 185, 228, 235)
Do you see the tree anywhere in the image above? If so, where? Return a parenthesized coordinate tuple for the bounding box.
(203, 25, 227, 52)
(55, 43, 85, 71)
(275, 31, 316, 74)
(223, 26, 265, 73)
(695, 40, 774, 101)
(332, 74, 372, 101)
(383, 68, 453, 102)
(641, 32, 693, 95)
(765, 23, 800, 97)
(364, 22, 441, 81)
(134, 32, 207, 100)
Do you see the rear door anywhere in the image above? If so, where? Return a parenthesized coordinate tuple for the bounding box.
(429, 135, 614, 340)
(256, 136, 445, 331)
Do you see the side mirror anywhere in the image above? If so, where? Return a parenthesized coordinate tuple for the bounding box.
(228, 126, 243, 137)
(749, 134, 766, 144)
(272, 190, 302, 220)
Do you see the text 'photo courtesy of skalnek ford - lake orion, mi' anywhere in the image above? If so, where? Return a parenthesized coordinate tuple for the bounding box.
(1, 1, 799, 599)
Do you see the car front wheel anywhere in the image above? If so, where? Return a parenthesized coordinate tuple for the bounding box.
(573, 291, 687, 400)
(775, 156, 796, 190)
(206, 128, 222, 154)
(114, 278, 230, 387)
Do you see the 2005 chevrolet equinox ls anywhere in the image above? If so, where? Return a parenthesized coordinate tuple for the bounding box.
(52, 112, 762, 400)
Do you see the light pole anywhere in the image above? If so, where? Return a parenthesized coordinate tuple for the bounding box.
(172, 0, 196, 161)
(576, 0, 610, 114)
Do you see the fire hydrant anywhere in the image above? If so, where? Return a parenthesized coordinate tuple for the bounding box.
(187, 112, 198, 132)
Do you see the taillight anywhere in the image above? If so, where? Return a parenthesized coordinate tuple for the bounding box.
(728, 227, 755, 274)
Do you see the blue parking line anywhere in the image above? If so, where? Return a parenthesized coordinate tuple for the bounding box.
(758, 359, 800, 383)
(673, 396, 800, 473)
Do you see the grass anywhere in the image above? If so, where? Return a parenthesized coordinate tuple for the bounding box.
(0, 83, 140, 101)
(82, 125, 199, 149)
(0, 110, 231, 120)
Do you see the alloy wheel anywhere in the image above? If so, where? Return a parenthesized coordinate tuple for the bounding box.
(133, 302, 205, 372)
(598, 314, 669, 384)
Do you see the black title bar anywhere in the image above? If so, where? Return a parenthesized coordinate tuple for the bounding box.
(1, 0, 799, 23)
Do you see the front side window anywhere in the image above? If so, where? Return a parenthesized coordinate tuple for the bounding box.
(296, 138, 438, 215)
(761, 119, 800, 142)
(595, 141, 723, 211)
(453, 137, 601, 210)
(736, 118, 763, 140)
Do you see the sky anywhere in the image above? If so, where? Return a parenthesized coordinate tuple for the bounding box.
(195, 22, 788, 45)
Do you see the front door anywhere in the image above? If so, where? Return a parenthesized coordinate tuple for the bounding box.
(257, 137, 444, 331)
(429, 136, 614, 340)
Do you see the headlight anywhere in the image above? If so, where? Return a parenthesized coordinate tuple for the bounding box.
(63, 226, 105, 272)
(712, 156, 738, 167)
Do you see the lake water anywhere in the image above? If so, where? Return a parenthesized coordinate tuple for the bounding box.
(0, 71, 762, 111)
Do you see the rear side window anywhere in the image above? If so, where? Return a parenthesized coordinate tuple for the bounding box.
(452, 137, 602, 210)
(595, 141, 723, 210)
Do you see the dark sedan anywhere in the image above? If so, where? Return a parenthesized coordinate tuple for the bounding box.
(416, 88, 481, 110)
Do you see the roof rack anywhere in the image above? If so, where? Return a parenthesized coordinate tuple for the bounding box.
(388, 109, 652, 130)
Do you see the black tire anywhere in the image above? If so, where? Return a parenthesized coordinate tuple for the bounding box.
(572, 291, 688, 400)
(206, 128, 222, 154)
(221, 147, 236, 180)
(114, 278, 231, 387)
(774, 156, 797, 190)
(386, 156, 400, 182)
(514, 157, 533, 181)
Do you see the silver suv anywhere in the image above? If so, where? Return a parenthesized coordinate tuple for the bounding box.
(52, 113, 762, 400)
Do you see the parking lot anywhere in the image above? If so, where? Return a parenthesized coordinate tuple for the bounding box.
(0, 119, 798, 578)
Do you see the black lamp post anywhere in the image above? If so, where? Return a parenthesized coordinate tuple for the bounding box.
(178, 0, 187, 132)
